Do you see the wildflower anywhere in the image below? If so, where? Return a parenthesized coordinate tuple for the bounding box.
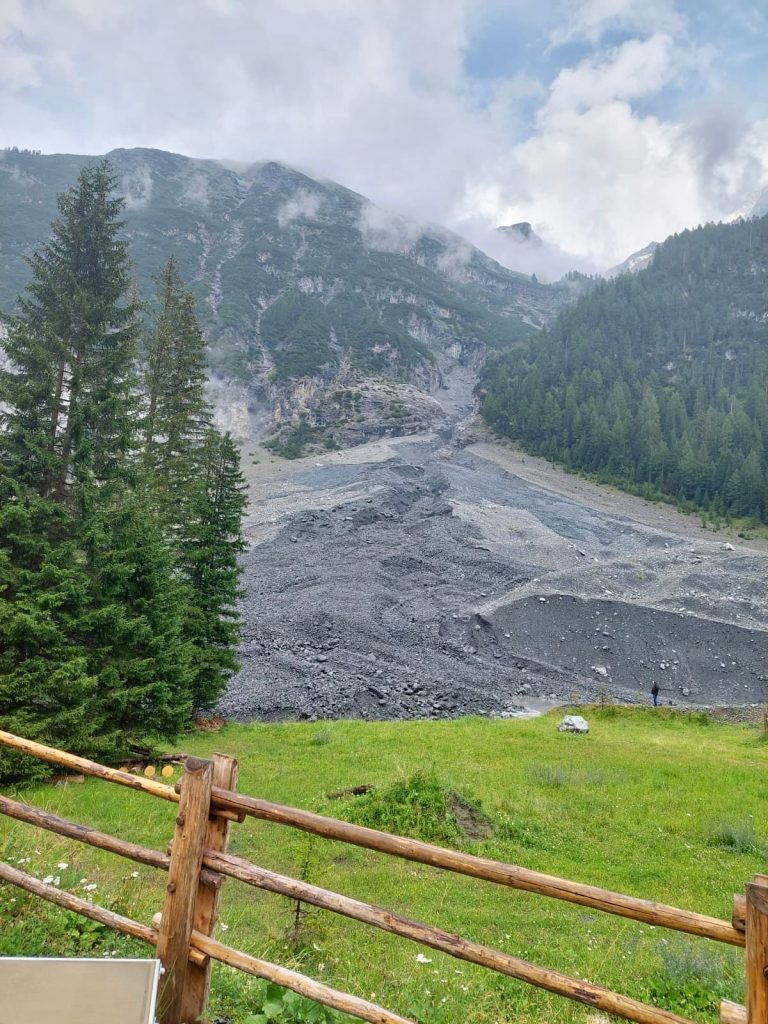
(57, 862, 68, 870)
(219, 923, 229, 931)
(130, 871, 139, 879)
(416, 953, 432, 964)
(42, 875, 55, 884)
(83, 883, 97, 892)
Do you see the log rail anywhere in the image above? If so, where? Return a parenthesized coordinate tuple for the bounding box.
(0, 728, 760, 1024)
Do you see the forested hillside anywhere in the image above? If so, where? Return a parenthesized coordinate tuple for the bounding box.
(480, 215, 768, 521)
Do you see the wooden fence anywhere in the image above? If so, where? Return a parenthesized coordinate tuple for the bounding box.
(0, 727, 764, 1024)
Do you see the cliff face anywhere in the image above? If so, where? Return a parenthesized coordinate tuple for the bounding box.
(0, 147, 573, 452)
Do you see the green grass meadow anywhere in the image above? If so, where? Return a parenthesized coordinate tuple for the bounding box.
(1, 708, 766, 1024)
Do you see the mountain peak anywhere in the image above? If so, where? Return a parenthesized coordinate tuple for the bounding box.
(496, 222, 544, 248)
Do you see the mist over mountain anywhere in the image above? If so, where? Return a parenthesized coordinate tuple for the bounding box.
(0, 146, 576, 452)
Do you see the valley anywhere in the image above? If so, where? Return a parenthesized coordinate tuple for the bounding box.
(225, 363, 768, 722)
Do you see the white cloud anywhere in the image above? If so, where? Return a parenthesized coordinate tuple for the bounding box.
(277, 189, 323, 228)
(358, 203, 424, 254)
(546, 35, 679, 113)
(550, 0, 686, 46)
(0, 0, 766, 271)
(120, 162, 153, 208)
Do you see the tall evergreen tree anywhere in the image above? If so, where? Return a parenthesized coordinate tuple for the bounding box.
(0, 478, 99, 782)
(142, 256, 211, 519)
(183, 430, 248, 711)
(0, 163, 193, 778)
(140, 263, 248, 713)
(0, 160, 140, 501)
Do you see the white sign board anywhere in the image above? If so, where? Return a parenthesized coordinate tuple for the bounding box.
(0, 957, 161, 1024)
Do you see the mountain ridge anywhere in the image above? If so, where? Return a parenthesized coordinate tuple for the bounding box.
(0, 146, 576, 452)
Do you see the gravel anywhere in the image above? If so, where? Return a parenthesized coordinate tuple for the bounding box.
(221, 382, 768, 722)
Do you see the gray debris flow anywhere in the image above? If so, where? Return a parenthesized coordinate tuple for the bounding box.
(222, 380, 768, 722)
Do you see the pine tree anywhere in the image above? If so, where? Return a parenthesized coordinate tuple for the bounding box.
(0, 162, 192, 774)
(183, 430, 248, 711)
(79, 482, 195, 743)
(0, 160, 140, 501)
(0, 477, 100, 783)
(139, 263, 248, 713)
(142, 256, 211, 520)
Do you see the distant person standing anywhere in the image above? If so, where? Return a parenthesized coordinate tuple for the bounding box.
(651, 682, 660, 707)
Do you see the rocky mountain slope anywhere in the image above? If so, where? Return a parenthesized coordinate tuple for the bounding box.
(0, 147, 575, 451)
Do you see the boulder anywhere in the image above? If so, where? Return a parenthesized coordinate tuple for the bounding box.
(558, 715, 589, 734)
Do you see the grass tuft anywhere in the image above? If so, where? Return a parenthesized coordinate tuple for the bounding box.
(708, 816, 765, 855)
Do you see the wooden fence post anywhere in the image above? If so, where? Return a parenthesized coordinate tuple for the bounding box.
(156, 756, 214, 1024)
(179, 752, 239, 1024)
(746, 875, 768, 1024)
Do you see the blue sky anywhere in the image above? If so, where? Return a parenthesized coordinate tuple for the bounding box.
(466, 2, 768, 112)
(0, 0, 766, 271)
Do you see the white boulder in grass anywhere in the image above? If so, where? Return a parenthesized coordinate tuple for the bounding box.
(558, 715, 589, 734)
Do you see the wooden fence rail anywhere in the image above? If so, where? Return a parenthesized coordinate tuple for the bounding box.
(0, 728, 763, 1024)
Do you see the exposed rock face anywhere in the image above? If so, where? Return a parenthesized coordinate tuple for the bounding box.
(0, 147, 575, 453)
(607, 241, 659, 277)
(496, 222, 544, 247)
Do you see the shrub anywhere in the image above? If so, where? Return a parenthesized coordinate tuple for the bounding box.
(341, 770, 491, 845)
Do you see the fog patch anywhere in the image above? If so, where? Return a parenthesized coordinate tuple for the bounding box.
(277, 188, 322, 227)
(435, 236, 474, 279)
(180, 171, 210, 208)
(0, 154, 35, 188)
(459, 217, 602, 282)
(358, 202, 424, 253)
(121, 163, 153, 208)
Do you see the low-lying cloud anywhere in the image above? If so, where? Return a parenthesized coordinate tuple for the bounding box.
(0, 0, 766, 270)
(277, 188, 323, 228)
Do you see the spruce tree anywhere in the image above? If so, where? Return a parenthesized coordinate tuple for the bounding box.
(183, 430, 248, 711)
(140, 263, 248, 713)
(0, 162, 192, 774)
(1, 160, 140, 500)
(79, 483, 195, 743)
(142, 256, 211, 520)
(0, 478, 99, 783)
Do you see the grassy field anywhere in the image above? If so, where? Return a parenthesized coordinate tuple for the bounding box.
(1, 708, 766, 1024)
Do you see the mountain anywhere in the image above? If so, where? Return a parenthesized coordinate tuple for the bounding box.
(479, 212, 768, 521)
(607, 240, 659, 277)
(496, 221, 544, 247)
(0, 147, 572, 452)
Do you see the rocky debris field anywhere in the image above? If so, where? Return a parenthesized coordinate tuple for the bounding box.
(222, 384, 768, 722)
